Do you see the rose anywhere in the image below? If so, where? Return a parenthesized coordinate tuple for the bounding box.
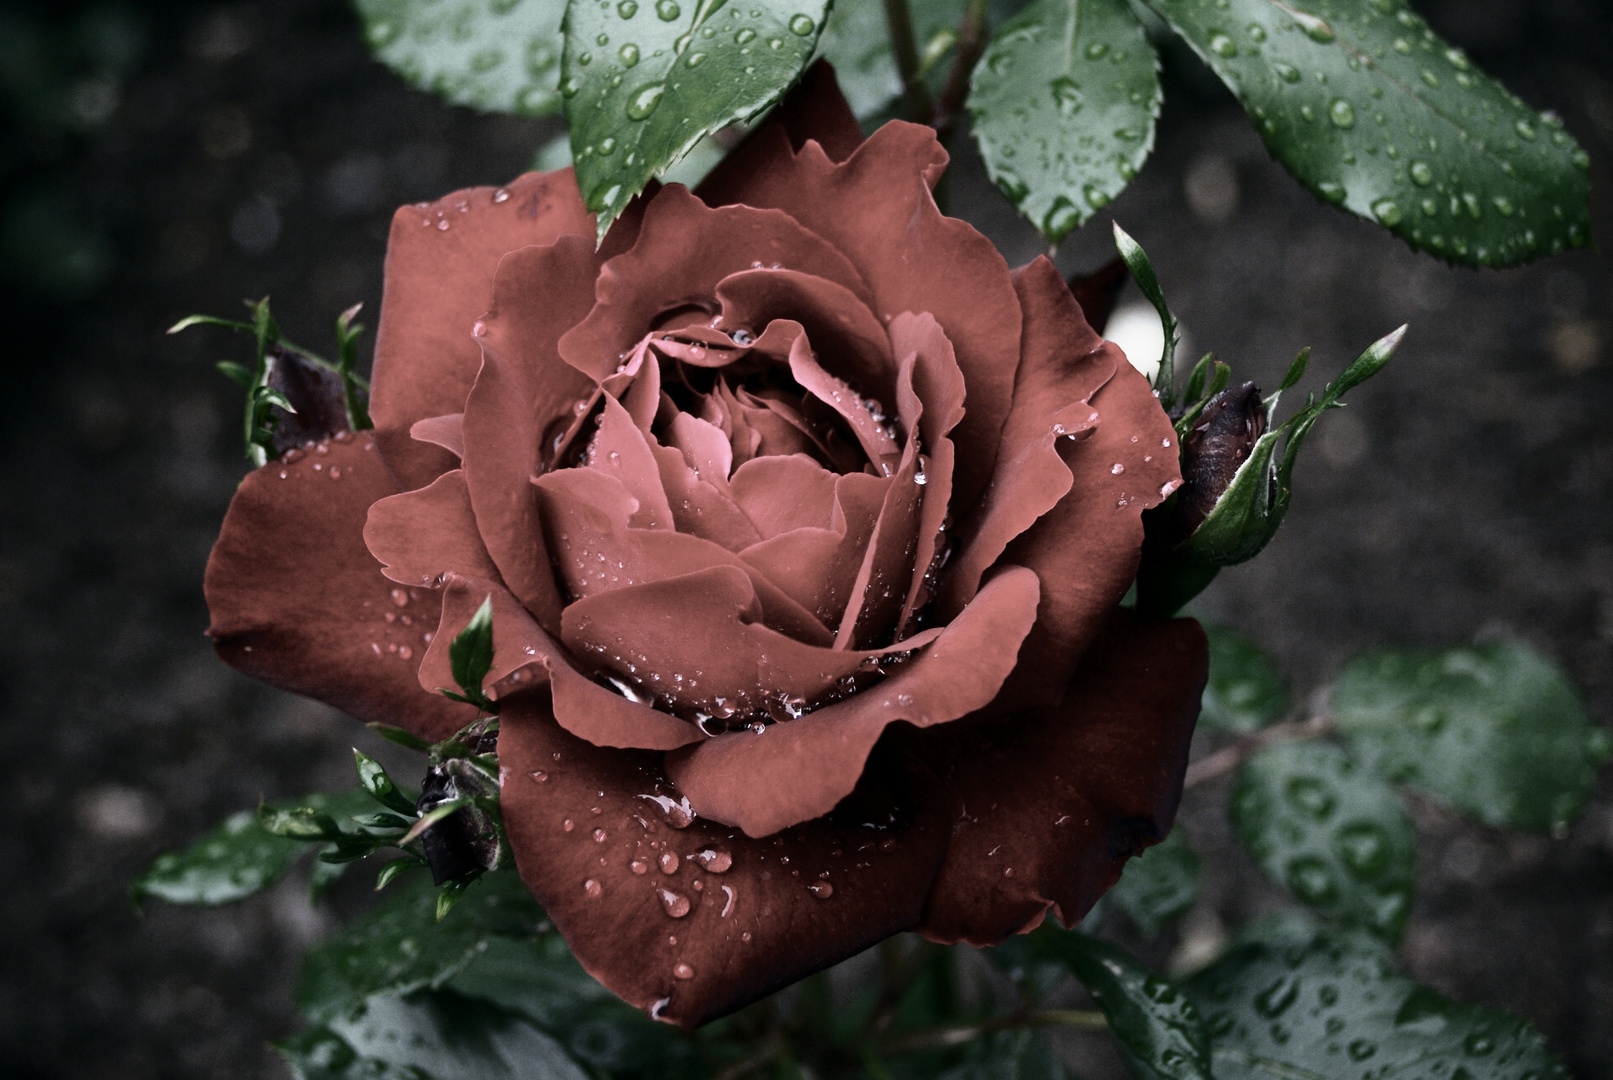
(205, 64, 1208, 1027)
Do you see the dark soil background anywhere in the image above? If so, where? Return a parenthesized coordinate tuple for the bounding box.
(0, 1, 1608, 1077)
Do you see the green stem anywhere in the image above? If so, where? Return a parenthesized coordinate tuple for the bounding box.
(1183, 715, 1336, 789)
(881, 0, 934, 124)
(932, 0, 990, 137)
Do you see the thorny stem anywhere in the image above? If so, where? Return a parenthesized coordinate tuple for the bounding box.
(931, 0, 991, 139)
(1183, 715, 1336, 789)
(882, 0, 934, 125)
(875, 1009, 1109, 1057)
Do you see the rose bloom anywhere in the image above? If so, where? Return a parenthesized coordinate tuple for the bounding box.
(205, 65, 1207, 1027)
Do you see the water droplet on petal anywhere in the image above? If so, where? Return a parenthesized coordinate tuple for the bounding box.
(807, 881, 833, 898)
(695, 849, 732, 872)
(584, 878, 602, 897)
(673, 962, 695, 979)
(657, 887, 692, 917)
(1111, 462, 1125, 475)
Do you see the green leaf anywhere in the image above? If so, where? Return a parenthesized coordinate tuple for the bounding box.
(1200, 623, 1290, 734)
(1231, 741, 1415, 941)
(297, 871, 545, 1024)
(1139, 0, 1591, 267)
(354, 0, 568, 118)
(1107, 827, 1201, 938)
(561, 0, 831, 241)
(353, 749, 418, 817)
(968, 0, 1160, 245)
(1183, 927, 1571, 1080)
(1111, 223, 1179, 402)
(816, 0, 967, 120)
(449, 595, 497, 708)
(1331, 637, 1612, 832)
(134, 791, 378, 905)
(934, 1030, 1065, 1080)
(367, 722, 433, 752)
(215, 360, 254, 388)
(281, 989, 592, 1080)
(1027, 929, 1213, 1080)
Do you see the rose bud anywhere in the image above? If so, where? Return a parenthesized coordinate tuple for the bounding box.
(203, 62, 1209, 1028)
(1163, 380, 1267, 544)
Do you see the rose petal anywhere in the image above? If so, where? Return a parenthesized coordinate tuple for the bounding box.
(408, 413, 465, 459)
(558, 187, 872, 379)
(498, 701, 949, 1028)
(695, 58, 864, 208)
(591, 394, 675, 531)
(666, 567, 1041, 837)
(364, 469, 503, 589)
(785, 330, 901, 475)
(730, 455, 839, 538)
(463, 235, 602, 633)
(372, 170, 593, 491)
(417, 573, 562, 701)
(204, 433, 476, 742)
(536, 466, 831, 645)
(648, 437, 765, 552)
(939, 257, 1115, 622)
(914, 612, 1207, 944)
(834, 442, 923, 650)
(698, 123, 1021, 513)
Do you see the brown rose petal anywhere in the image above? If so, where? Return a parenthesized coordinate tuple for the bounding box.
(372, 170, 594, 491)
(729, 455, 839, 538)
(463, 235, 602, 634)
(939, 258, 1117, 621)
(535, 465, 831, 645)
(695, 59, 865, 209)
(498, 696, 950, 1029)
(785, 331, 902, 474)
(834, 440, 923, 650)
(914, 612, 1207, 943)
(647, 437, 764, 552)
(698, 122, 1021, 514)
(364, 469, 504, 590)
(590, 394, 675, 531)
(205, 434, 476, 743)
(558, 187, 872, 379)
(666, 566, 1041, 837)
(408, 413, 465, 459)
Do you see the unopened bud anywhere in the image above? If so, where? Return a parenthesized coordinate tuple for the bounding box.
(1167, 381, 1266, 543)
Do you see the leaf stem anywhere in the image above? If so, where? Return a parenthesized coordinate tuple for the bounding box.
(932, 0, 990, 137)
(1183, 715, 1335, 789)
(875, 1008, 1108, 1056)
(881, 0, 934, 124)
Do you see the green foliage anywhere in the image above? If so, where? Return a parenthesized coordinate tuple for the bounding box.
(1137, 0, 1591, 267)
(816, 0, 967, 120)
(968, 0, 1159, 245)
(1200, 624, 1290, 734)
(1021, 928, 1213, 1080)
(1183, 927, 1570, 1080)
(934, 1030, 1064, 1080)
(280, 989, 592, 1080)
(1111, 223, 1179, 401)
(1332, 637, 1612, 832)
(133, 790, 377, 905)
(1107, 827, 1201, 938)
(442, 595, 498, 710)
(298, 872, 545, 1024)
(1231, 742, 1415, 941)
(561, 0, 831, 240)
(353, 0, 568, 118)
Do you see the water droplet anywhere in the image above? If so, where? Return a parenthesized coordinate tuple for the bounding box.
(1285, 855, 1340, 904)
(657, 886, 692, 917)
(1328, 99, 1356, 128)
(1285, 776, 1337, 819)
(560, 75, 581, 98)
(1348, 1039, 1377, 1061)
(1335, 822, 1390, 877)
(1273, 60, 1300, 82)
(808, 881, 834, 898)
(619, 43, 639, 65)
(685, 50, 707, 67)
(639, 793, 695, 828)
(1111, 462, 1125, 475)
(1409, 160, 1433, 186)
(1464, 1034, 1494, 1056)
(599, 136, 617, 155)
(659, 851, 680, 874)
(673, 962, 695, 979)
(630, 858, 649, 874)
(1040, 195, 1081, 238)
(789, 13, 815, 35)
(1247, 23, 1266, 42)
(1372, 198, 1402, 226)
(1444, 47, 1469, 71)
(656, 0, 680, 18)
(492, 188, 510, 204)
(1050, 76, 1083, 117)
(1255, 976, 1299, 1018)
(1293, 11, 1335, 42)
(733, 26, 756, 44)
(694, 849, 732, 872)
(1208, 33, 1237, 57)
(584, 878, 602, 897)
(626, 81, 664, 119)
(1492, 195, 1515, 217)
(618, 0, 638, 15)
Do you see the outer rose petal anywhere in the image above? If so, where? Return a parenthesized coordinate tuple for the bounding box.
(364, 469, 503, 589)
(915, 612, 1207, 943)
(204, 434, 476, 742)
(372, 170, 593, 491)
(666, 567, 1041, 837)
(498, 699, 950, 1029)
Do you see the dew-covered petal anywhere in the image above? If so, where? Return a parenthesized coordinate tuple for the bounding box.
(938, 258, 1116, 622)
(833, 445, 924, 650)
(498, 699, 948, 1029)
(409, 413, 465, 459)
(695, 58, 864, 209)
(730, 455, 839, 539)
(914, 613, 1207, 944)
(417, 573, 565, 702)
(785, 332, 901, 475)
(558, 187, 871, 379)
(648, 438, 765, 553)
(590, 394, 675, 531)
(666, 567, 1041, 837)
(698, 123, 1021, 513)
(204, 433, 477, 743)
(364, 469, 503, 589)
(462, 234, 602, 634)
(372, 170, 594, 491)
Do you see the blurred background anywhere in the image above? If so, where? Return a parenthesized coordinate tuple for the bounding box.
(0, 0, 1607, 1076)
